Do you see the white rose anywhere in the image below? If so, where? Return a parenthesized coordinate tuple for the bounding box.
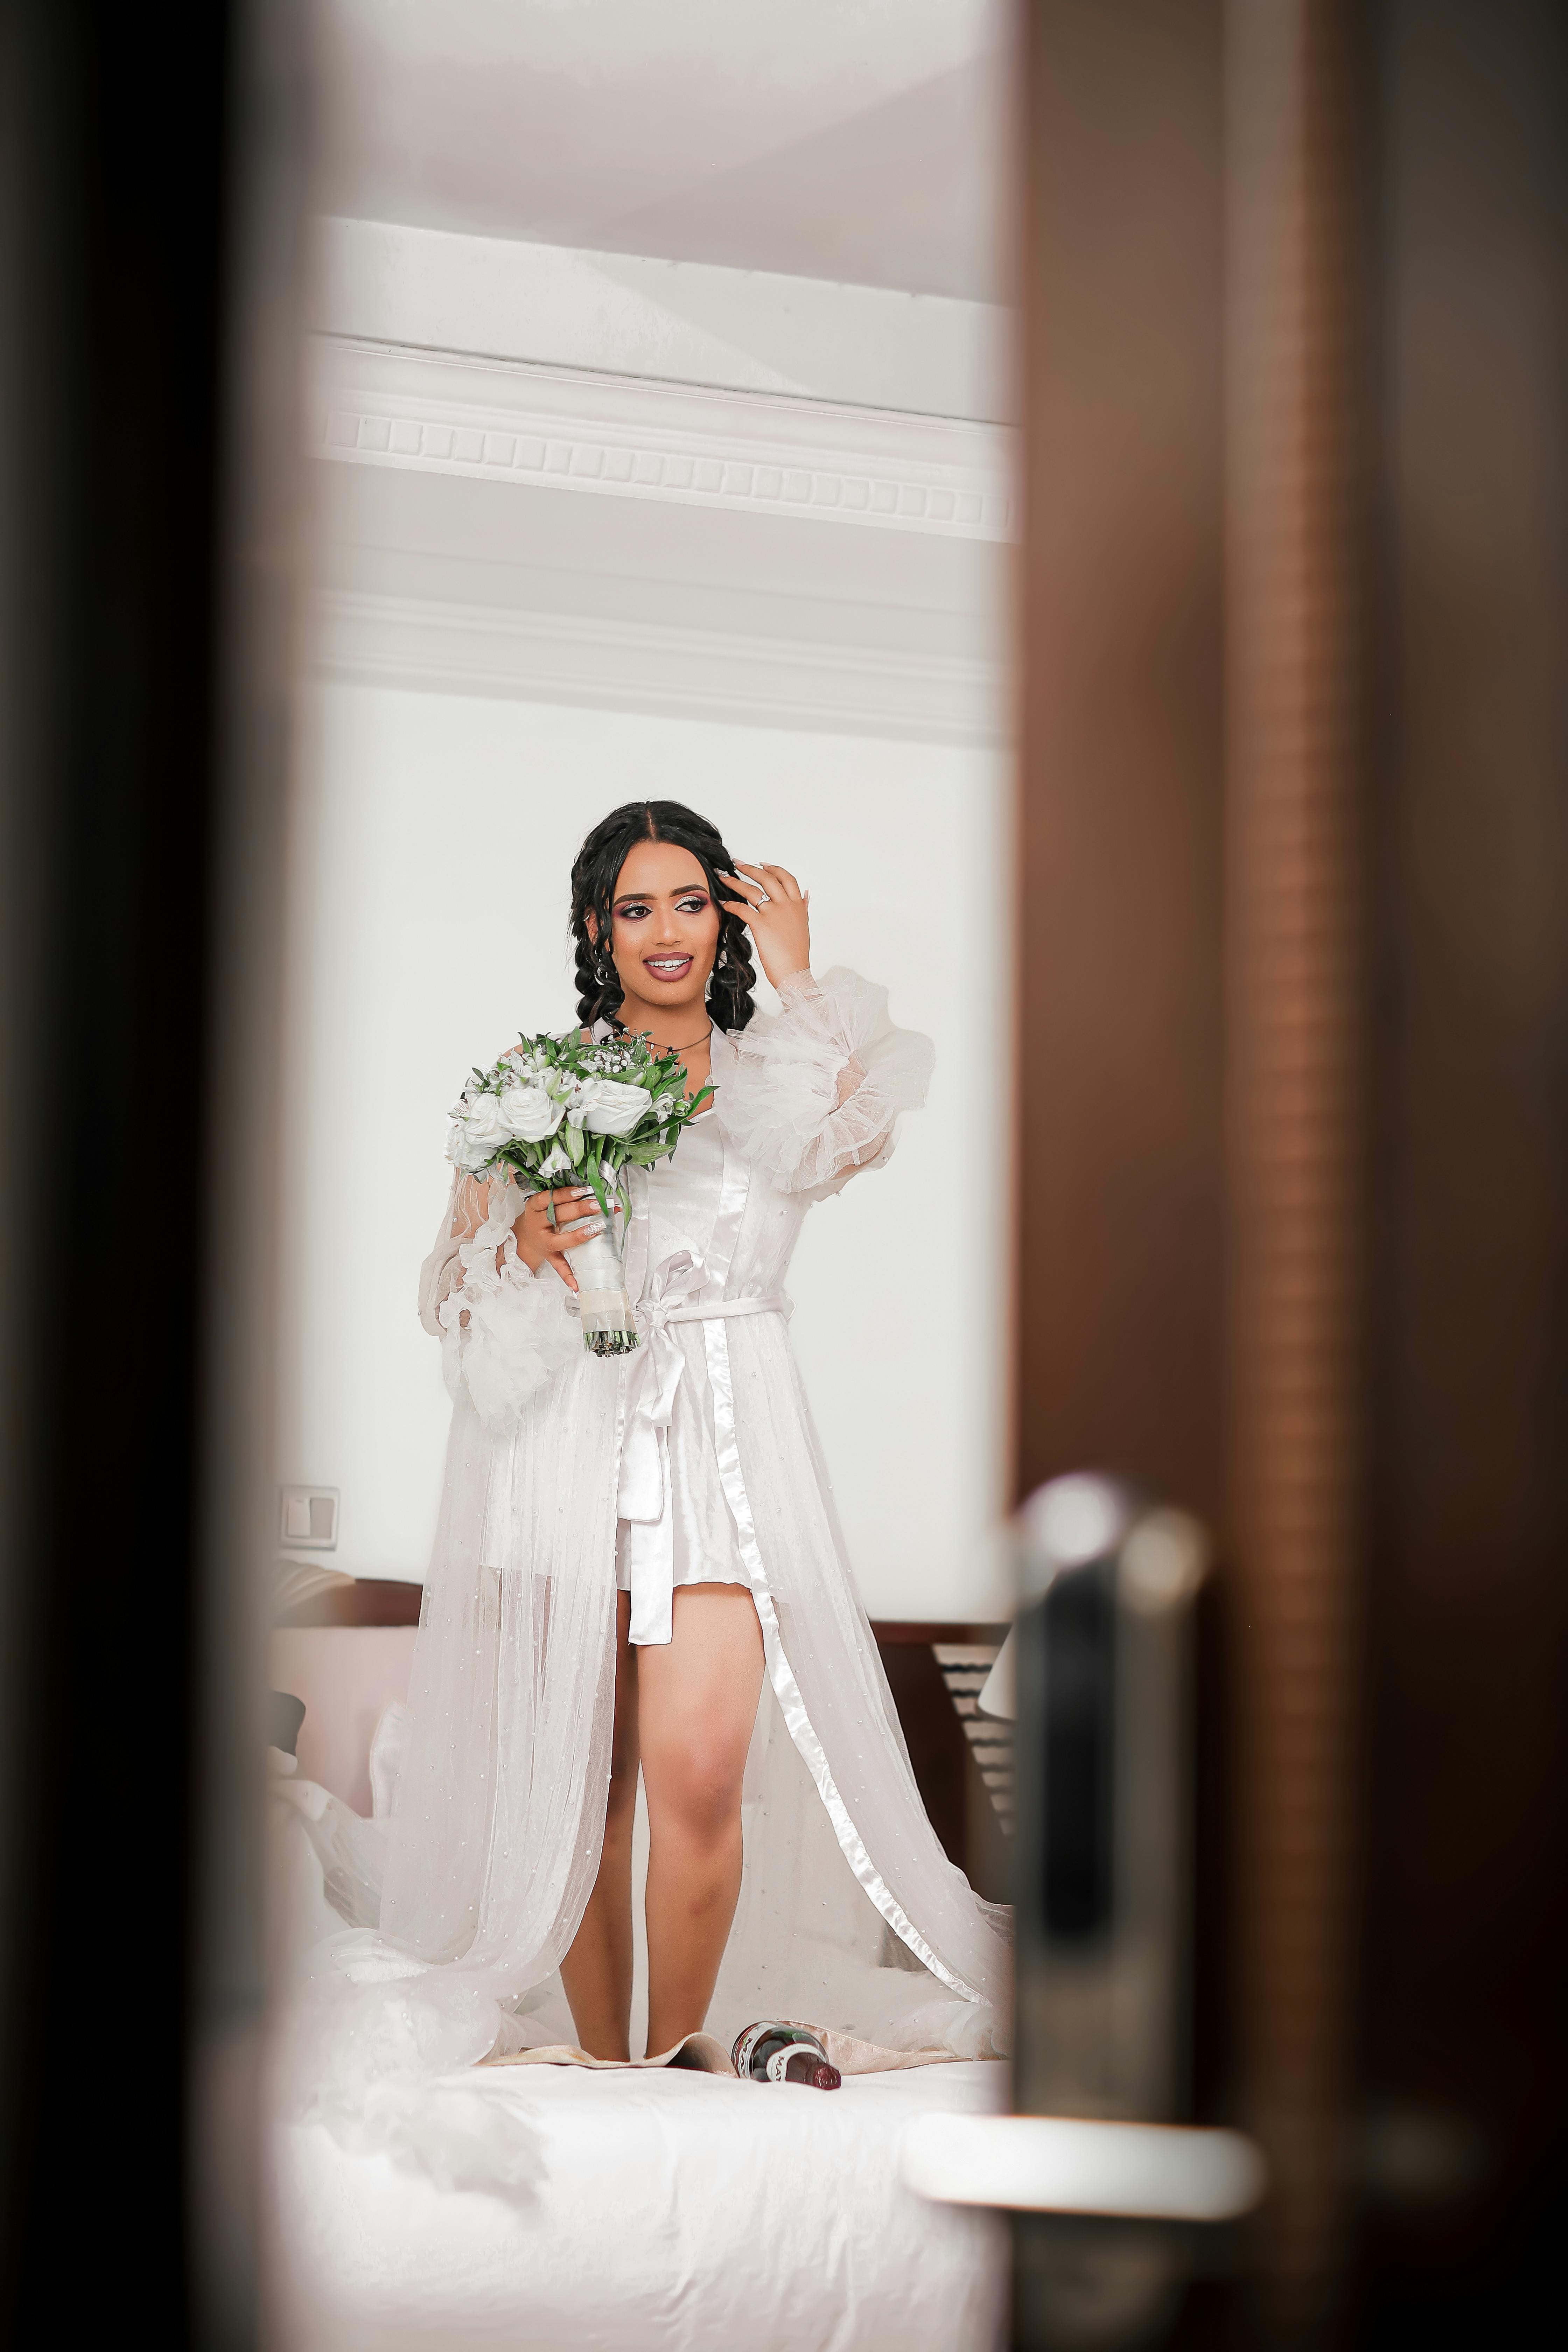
(446, 1118, 492, 1174)
(576, 1077, 653, 1136)
(537, 1141, 574, 1181)
(497, 1082, 565, 1142)
(461, 1092, 511, 1160)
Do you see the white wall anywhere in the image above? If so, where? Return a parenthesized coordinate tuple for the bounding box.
(278, 682, 1012, 1620)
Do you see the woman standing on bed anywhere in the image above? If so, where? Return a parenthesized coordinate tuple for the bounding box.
(368, 799, 1007, 2078)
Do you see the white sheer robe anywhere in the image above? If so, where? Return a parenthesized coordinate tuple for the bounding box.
(281, 969, 1010, 2169)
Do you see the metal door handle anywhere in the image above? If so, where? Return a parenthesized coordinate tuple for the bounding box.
(901, 2112, 1265, 2223)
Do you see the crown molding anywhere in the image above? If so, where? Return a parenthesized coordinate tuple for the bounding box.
(311, 337, 1016, 544)
(313, 589, 1005, 746)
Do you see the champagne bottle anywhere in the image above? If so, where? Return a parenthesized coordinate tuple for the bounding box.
(731, 2021, 841, 2090)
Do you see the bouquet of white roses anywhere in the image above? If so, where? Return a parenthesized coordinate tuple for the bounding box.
(446, 1028, 712, 1356)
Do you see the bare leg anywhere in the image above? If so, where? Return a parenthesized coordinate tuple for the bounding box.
(638, 1585, 765, 2056)
(559, 1591, 639, 2059)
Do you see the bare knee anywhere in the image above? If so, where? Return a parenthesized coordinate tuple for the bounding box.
(653, 1736, 744, 1848)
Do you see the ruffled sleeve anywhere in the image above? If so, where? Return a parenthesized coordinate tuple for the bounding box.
(715, 967, 934, 1197)
(417, 1170, 578, 1433)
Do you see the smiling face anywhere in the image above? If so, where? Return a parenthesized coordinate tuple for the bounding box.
(599, 838, 720, 1025)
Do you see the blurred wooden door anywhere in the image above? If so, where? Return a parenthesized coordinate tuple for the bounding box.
(1015, 1, 1568, 2341)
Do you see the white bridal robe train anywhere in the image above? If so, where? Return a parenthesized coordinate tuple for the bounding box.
(284, 969, 1010, 2163)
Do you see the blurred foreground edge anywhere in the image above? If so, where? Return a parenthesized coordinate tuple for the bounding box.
(1016, 0, 1566, 2346)
(0, 1, 309, 2344)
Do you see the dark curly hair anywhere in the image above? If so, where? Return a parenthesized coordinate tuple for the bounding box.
(569, 800, 757, 1035)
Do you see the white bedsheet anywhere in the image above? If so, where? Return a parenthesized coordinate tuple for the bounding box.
(274, 2057, 1006, 2352)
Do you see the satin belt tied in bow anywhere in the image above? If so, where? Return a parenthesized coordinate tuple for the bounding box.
(615, 1248, 785, 1645)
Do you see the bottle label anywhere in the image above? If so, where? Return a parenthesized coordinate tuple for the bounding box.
(732, 2020, 829, 2082)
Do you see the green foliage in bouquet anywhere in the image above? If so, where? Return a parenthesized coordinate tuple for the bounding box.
(445, 1026, 713, 1224)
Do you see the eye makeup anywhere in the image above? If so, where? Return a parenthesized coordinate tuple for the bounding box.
(612, 889, 712, 918)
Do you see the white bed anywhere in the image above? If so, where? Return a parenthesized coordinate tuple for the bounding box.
(274, 2056, 1007, 2352)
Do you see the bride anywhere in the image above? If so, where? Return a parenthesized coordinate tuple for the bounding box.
(299, 799, 1007, 2114)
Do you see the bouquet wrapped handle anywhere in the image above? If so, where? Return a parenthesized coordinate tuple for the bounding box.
(567, 1197, 639, 1357)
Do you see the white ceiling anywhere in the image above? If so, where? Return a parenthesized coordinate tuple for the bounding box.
(320, 0, 1010, 303)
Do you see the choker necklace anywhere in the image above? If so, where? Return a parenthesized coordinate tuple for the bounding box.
(615, 1021, 711, 1054)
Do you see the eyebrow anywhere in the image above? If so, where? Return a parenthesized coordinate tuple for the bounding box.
(614, 882, 709, 904)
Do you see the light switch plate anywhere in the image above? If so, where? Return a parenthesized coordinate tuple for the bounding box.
(279, 1485, 340, 1550)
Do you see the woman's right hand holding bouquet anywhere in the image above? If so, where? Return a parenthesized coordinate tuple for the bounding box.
(513, 1185, 610, 1292)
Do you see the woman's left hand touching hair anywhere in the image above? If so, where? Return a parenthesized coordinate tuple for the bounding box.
(719, 863, 812, 994)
